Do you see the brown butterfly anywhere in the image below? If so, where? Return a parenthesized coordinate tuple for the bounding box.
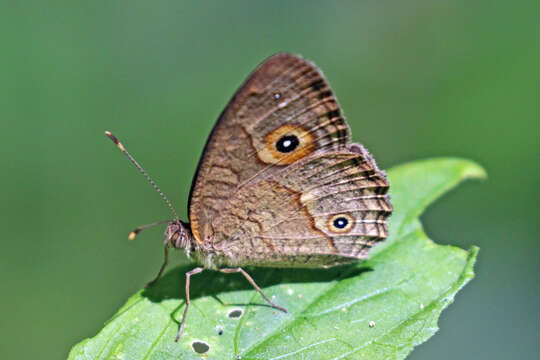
(105, 53, 392, 341)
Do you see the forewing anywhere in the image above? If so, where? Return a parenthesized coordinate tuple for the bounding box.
(189, 53, 350, 244)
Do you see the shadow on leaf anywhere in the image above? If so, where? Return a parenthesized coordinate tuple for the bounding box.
(141, 263, 371, 305)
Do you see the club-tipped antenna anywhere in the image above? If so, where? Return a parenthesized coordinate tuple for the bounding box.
(128, 219, 172, 241)
(105, 131, 180, 222)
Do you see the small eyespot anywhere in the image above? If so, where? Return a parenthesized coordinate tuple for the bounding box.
(333, 217, 348, 229)
(275, 135, 299, 153)
(327, 213, 354, 233)
(273, 92, 281, 100)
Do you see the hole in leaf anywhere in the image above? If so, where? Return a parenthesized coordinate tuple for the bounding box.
(191, 340, 210, 354)
(227, 308, 243, 319)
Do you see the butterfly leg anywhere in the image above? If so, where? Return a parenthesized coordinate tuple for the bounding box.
(145, 244, 170, 288)
(176, 266, 204, 341)
(218, 267, 288, 313)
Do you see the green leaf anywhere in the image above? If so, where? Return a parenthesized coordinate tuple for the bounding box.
(69, 158, 485, 360)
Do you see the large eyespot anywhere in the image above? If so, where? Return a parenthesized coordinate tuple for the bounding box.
(327, 213, 354, 234)
(257, 124, 315, 164)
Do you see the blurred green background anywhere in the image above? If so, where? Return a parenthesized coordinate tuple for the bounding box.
(1, 1, 538, 359)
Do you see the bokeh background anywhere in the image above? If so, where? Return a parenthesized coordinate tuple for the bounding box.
(1, 1, 538, 359)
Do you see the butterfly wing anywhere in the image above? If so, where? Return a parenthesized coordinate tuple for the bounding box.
(189, 53, 391, 267)
(189, 53, 350, 245)
(210, 145, 392, 267)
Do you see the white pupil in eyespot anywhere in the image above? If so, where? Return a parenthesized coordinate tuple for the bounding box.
(333, 217, 348, 229)
(276, 135, 299, 153)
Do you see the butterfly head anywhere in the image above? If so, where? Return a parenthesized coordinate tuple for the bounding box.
(165, 220, 193, 250)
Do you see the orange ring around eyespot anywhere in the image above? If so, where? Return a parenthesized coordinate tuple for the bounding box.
(257, 124, 315, 164)
(327, 213, 355, 234)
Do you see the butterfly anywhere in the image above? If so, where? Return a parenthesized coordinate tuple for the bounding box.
(105, 53, 392, 341)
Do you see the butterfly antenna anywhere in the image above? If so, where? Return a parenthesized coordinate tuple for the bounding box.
(128, 219, 172, 241)
(105, 131, 180, 222)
